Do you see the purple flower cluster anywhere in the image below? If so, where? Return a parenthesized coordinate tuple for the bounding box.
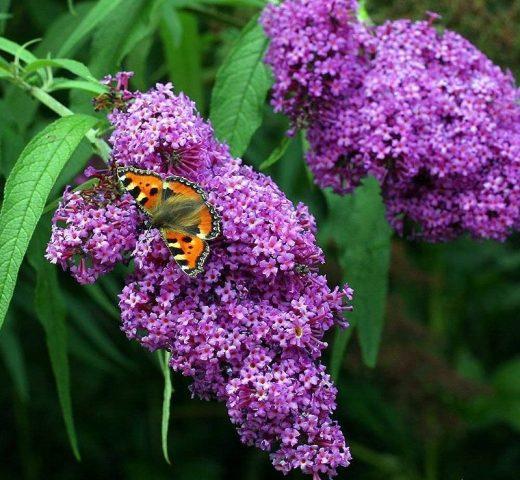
(262, 3, 520, 241)
(109, 83, 212, 178)
(47, 81, 353, 478)
(115, 84, 353, 478)
(262, 0, 367, 126)
(46, 173, 139, 284)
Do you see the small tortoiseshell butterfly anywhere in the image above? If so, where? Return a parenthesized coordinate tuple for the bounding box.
(117, 167, 221, 277)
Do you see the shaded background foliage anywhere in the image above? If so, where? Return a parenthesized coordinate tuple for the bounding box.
(0, 1, 518, 479)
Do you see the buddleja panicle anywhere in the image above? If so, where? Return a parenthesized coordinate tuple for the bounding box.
(262, 1, 520, 241)
(46, 75, 354, 479)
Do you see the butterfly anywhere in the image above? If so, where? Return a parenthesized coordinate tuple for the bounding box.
(117, 167, 221, 277)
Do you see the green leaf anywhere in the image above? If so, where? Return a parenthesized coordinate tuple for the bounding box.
(494, 357, 520, 396)
(210, 14, 272, 157)
(66, 294, 132, 371)
(35, 2, 94, 57)
(0, 114, 97, 331)
(3, 85, 39, 132)
(49, 78, 107, 96)
(357, 0, 372, 24)
(24, 58, 98, 82)
(160, 9, 203, 109)
(35, 265, 80, 458)
(325, 177, 392, 372)
(158, 350, 173, 464)
(469, 357, 520, 432)
(125, 33, 154, 91)
(0, 36, 37, 63)
(27, 221, 80, 460)
(83, 283, 120, 322)
(0, 56, 10, 76)
(89, 0, 153, 78)
(0, 119, 26, 178)
(329, 325, 354, 382)
(259, 135, 292, 171)
(68, 330, 120, 374)
(491, 358, 520, 431)
(0, 315, 29, 402)
(57, 0, 123, 57)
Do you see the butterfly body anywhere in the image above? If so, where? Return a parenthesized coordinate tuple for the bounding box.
(150, 195, 205, 232)
(117, 167, 221, 276)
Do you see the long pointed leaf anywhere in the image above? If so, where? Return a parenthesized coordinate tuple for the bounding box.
(35, 2, 94, 57)
(67, 297, 131, 370)
(259, 135, 292, 171)
(35, 262, 80, 459)
(25, 58, 98, 82)
(89, 0, 152, 78)
(0, 36, 37, 63)
(325, 178, 392, 370)
(27, 222, 80, 460)
(160, 10, 203, 110)
(0, 114, 97, 331)
(329, 327, 354, 382)
(210, 14, 272, 157)
(0, 315, 29, 402)
(49, 78, 107, 95)
(83, 283, 120, 321)
(57, 0, 123, 57)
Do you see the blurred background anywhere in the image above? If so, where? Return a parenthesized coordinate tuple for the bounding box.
(0, 1, 519, 479)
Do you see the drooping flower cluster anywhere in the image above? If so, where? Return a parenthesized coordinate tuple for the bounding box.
(262, 3, 520, 241)
(46, 172, 139, 284)
(113, 84, 353, 478)
(47, 81, 353, 478)
(262, 0, 368, 126)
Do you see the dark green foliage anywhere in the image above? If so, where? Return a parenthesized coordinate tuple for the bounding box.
(0, 1, 518, 479)
(210, 14, 272, 156)
(322, 178, 392, 371)
(28, 221, 80, 459)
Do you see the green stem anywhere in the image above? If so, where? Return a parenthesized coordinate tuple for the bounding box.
(15, 79, 111, 162)
(27, 84, 72, 116)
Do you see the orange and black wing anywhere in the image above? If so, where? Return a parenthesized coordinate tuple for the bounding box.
(117, 167, 164, 215)
(164, 176, 221, 240)
(160, 228, 209, 276)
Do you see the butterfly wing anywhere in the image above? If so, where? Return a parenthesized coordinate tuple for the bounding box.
(118, 169, 220, 277)
(117, 167, 164, 215)
(164, 176, 221, 240)
(161, 228, 209, 276)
